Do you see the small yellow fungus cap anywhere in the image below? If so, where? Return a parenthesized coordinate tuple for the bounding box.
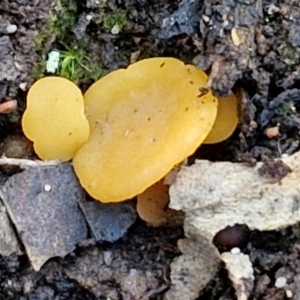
(73, 57, 218, 202)
(137, 180, 169, 227)
(204, 93, 238, 144)
(22, 77, 89, 162)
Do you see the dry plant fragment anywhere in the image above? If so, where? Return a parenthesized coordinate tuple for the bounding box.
(0, 99, 17, 114)
(0, 156, 59, 169)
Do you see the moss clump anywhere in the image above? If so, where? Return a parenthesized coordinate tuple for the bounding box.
(35, 0, 77, 51)
(102, 10, 127, 33)
(33, 0, 103, 84)
(56, 46, 103, 83)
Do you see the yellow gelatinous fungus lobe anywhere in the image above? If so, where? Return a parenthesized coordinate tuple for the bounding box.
(204, 93, 238, 144)
(137, 180, 169, 227)
(22, 77, 89, 162)
(73, 57, 218, 202)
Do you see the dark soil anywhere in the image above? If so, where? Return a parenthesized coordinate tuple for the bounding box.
(1, 0, 300, 299)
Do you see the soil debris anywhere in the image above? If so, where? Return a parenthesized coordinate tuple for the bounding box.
(257, 155, 292, 180)
(157, 0, 200, 39)
(0, 1, 51, 97)
(64, 224, 181, 300)
(0, 134, 33, 175)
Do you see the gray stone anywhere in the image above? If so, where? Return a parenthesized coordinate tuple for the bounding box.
(79, 200, 136, 242)
(1, 163, 88, 271)
(0, 199, 21, 256)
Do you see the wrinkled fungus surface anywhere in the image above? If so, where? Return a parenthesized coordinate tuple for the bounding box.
(73, 57, 218, 202)
(22, 77, 89, 162)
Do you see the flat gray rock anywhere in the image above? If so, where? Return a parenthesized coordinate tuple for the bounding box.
(0, 199, 21, 256)
(1, 163, 88, 271)
(157, 0, 199, 39)
(79, 200, 136, 242)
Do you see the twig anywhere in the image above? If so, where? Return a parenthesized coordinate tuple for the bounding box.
(0, 156, 61, 169)
(205, 56, 222, 90)
(139, 284, 169, 300)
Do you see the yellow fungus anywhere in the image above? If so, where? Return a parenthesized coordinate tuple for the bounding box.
(73, 57, 218, 202)
(204, 92, 238, 144)
(137, 179, 169, 227)
(22, 77, 89, 162)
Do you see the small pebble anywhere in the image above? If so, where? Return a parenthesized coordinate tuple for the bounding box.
(286, 290, 293, 298)
(265, 126, 279, 139)
(103, 251, 113, 266)
(111, 24, 121, 34)
(267, 4, 280, 14)
(44, 184, 51, 192)
(275, 276, 287, 288)
(230, 247, 241, 254)
(202, 15, 210, 23)
(19, 82, 27, 91)
(6, 24, 17, 34)
(23, 280, 34, 294)
(86, 14, 93, 21)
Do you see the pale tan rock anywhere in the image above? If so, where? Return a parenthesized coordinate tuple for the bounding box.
(167, 150, 300, 300)
(170, 151, 300, 240)
(221, 252, 254, 300)
(164, 236, 220, 300)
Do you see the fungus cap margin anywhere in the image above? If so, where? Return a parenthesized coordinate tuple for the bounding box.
(204, 93, 238, 144)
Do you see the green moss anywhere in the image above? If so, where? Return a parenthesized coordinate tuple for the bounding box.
(56, 46, 103, 83)
(34, 0, 103, 83)
(36, 0, 77, 51)
(58, 47, 86, 81)
(279, 102, 296, 116)
(102, 10, 127, 33)
(32, 60, 47, 80)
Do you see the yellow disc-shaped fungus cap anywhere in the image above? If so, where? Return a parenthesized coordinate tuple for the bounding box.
(22, 77, 89, 162)
(204, 93, 238, 144)
(73, 57, 218, 202)
(137, 180, 170, 227)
